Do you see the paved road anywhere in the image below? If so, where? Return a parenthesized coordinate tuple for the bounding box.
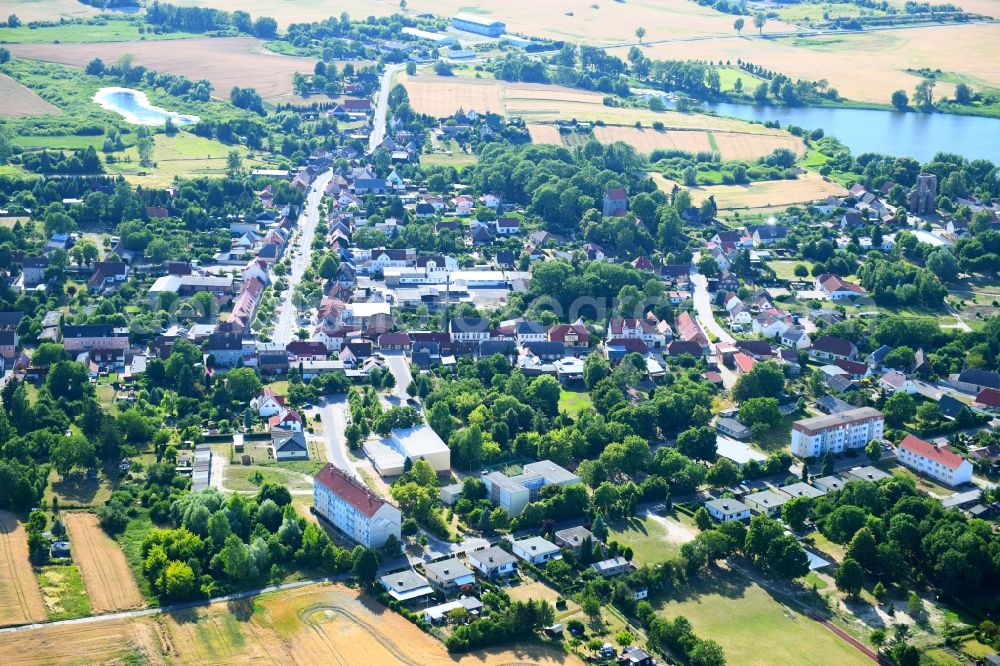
(317, 395, 359, 480)
(272, 169, 332, 346)
(690, 254, 734, 345)
(0, 575, 348, 636)
(368, 63, 405, 154)
(382, 351, 414, 404)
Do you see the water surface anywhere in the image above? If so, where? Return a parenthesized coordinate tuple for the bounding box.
(93, 87, 199, 126)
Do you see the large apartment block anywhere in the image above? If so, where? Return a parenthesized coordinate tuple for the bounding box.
(790, 407, 884, 458)
(313, 464, 401, 547)
(481, 460, 580, 516)
(897, 434, 973, 486)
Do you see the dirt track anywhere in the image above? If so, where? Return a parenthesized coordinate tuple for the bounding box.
(0, 511, 46, 627)
(63, 513, 145, 614)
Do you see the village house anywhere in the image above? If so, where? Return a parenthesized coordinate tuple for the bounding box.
(424, 557, 476, 593)
(554, 526, 596, 553)
(744, 489, 791, 517)
(704, 498, 751, 522)
(809, 336, 858, 362)
(815, 273, 867, 300)
(880, 370, 917, 394)
(512, 536, 562, 565)
(548, 321, 589, 348)
(379, 569, 434, 604)
(61, 324, 130, 352)
(591, 556, 634, 578)
(467, 546, 518, 579)
(272, 428, 308, 461)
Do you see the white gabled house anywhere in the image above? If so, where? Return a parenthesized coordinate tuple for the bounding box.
(251, 389, 285, 417)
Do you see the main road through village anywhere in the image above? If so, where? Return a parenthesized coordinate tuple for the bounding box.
(272, 168, 333, 347)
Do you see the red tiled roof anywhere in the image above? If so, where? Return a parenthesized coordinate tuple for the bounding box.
(548, 323, 588, 343)
(733, 352, 757, 373)
(975, 387, 1000, 407)
(605, 187, 627, 199)
(607, 338, 648, 353)
(834, 359, 868, 376)
(676, 311, 707, 345)
(899, 434, 966, 470)
(314, 464, 391, 517)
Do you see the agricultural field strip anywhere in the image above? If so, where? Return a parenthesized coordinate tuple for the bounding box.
(63, 513, 145, 613)
(0, 511, 46, 627)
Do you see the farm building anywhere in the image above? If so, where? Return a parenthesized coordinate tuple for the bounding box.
(452, 13, 506, 36)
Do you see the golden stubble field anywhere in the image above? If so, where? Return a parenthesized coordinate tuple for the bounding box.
(63, 512, 145, 614)
(0, 511, 46, 627)
(615, 24, 999, 104)
(161, 0, 797, 38)
(2, 583, 584, 666)
(0, 73, 60, 117)
(7, 37, 318, 101)
(592, 125, 805, 160)
(652, 170, 847, 210)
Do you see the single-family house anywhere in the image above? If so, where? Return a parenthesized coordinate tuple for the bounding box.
(512, 536, 561, 565)
(704, 498, 751, 522)
(554, 526, 595, 553)
(591, 557, 633, 578)
(467, 546, 518, 579)
(424, 557, 476, 593)
(379, 569, 435, 604)
(809, 336, 858, 362)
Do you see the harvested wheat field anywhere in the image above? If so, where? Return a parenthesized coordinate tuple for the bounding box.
(528, 124, 564, 145)
(652, 171, 846, 210)
(0, 511, 46, 627)
(615, 23, 999, 104)
(63, 512, 144, 614)
(712, 131, 806, 160)
(0, 73, 60, 118)
(592, 125, 804, 160)
(164, 0, 796, 41)
(594, 125, 712, 155)
(2, 583, 583, 666)
(9, 37, 317, 101)
(400, 73, 507, 116)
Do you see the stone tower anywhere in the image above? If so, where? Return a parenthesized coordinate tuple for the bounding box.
(907, 173, 937, 216)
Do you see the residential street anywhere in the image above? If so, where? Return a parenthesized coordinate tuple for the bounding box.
(272, 169, 332, 346)
(382, 351, 413, 404)
(368, 63, 405, 154)
(690, 254, 734, 344)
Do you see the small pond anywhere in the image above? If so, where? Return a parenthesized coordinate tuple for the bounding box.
(93, 87, 199, 126)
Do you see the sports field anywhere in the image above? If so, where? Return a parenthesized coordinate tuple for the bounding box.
(63, 512, 145, 614)
(0, 73, 60, 118)
(652, 171, 846, 210)
(655, 569, 871, 666)
(0, 511, 46, 627)
(8, 37, 317, 101)
(2, 583, 583, 665)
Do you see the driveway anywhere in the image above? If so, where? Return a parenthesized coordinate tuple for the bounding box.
(272, 168, 332, 346)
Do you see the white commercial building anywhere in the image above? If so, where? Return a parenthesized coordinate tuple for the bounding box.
(897, 434, 973, 486)
(313, 464, 401, 547)
(790, 407, 884, 458)
(381, 424, 451, 473)
(481, 460, 580, 516)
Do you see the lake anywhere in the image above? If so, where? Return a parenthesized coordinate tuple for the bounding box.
(703, 101, 1000, 164)
(93, 87, 199, 126)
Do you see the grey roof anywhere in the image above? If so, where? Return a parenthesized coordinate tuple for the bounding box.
(513, 536, 560, 555)
(956, 369, 1000, 389)
(845, 465, 891, 483)
(816, 395, 854, 414)
(745, 489, 791, 508)
(793, 407, 882, 433)
(521, 460, 579, 484)
(813, 475, 847, 492)
(424, 557, 474, 581)
(554, 526, 595, 546)
(705, 498, 750, 514)
(379, 569, 431, 593)
(591, 556, 631, 572)
(468, 546, 517, 568)
(780, 482, 826, 498)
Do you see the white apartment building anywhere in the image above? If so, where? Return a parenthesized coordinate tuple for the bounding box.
(897, 434, 973, 486)
(790, 407, 884, 458)
(313, 464, 401, 547)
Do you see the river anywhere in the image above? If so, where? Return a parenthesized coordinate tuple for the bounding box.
(704, 101, 1000, 163)
(93, 87, 199, 126)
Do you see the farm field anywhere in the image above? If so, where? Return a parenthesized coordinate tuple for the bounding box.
(8, 37, 317, 102)
(0, 72, 60, 118)
(652, 171, 846, 210)
(527, 124, 563, 145)
(608, 512, 696, 565)
(161, 0, 797, 38)
(2, 582, 584, 665)
(402, 74, 801, 143)
(0, 511, 47, 627)
(591, 125, 804, 160)
(0, 0, 98, 23)
(0, 22, 199, 44)
(616, 24, 1000, 104)
(63, 512, 146, 614)
(654, 568, 871, 666)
